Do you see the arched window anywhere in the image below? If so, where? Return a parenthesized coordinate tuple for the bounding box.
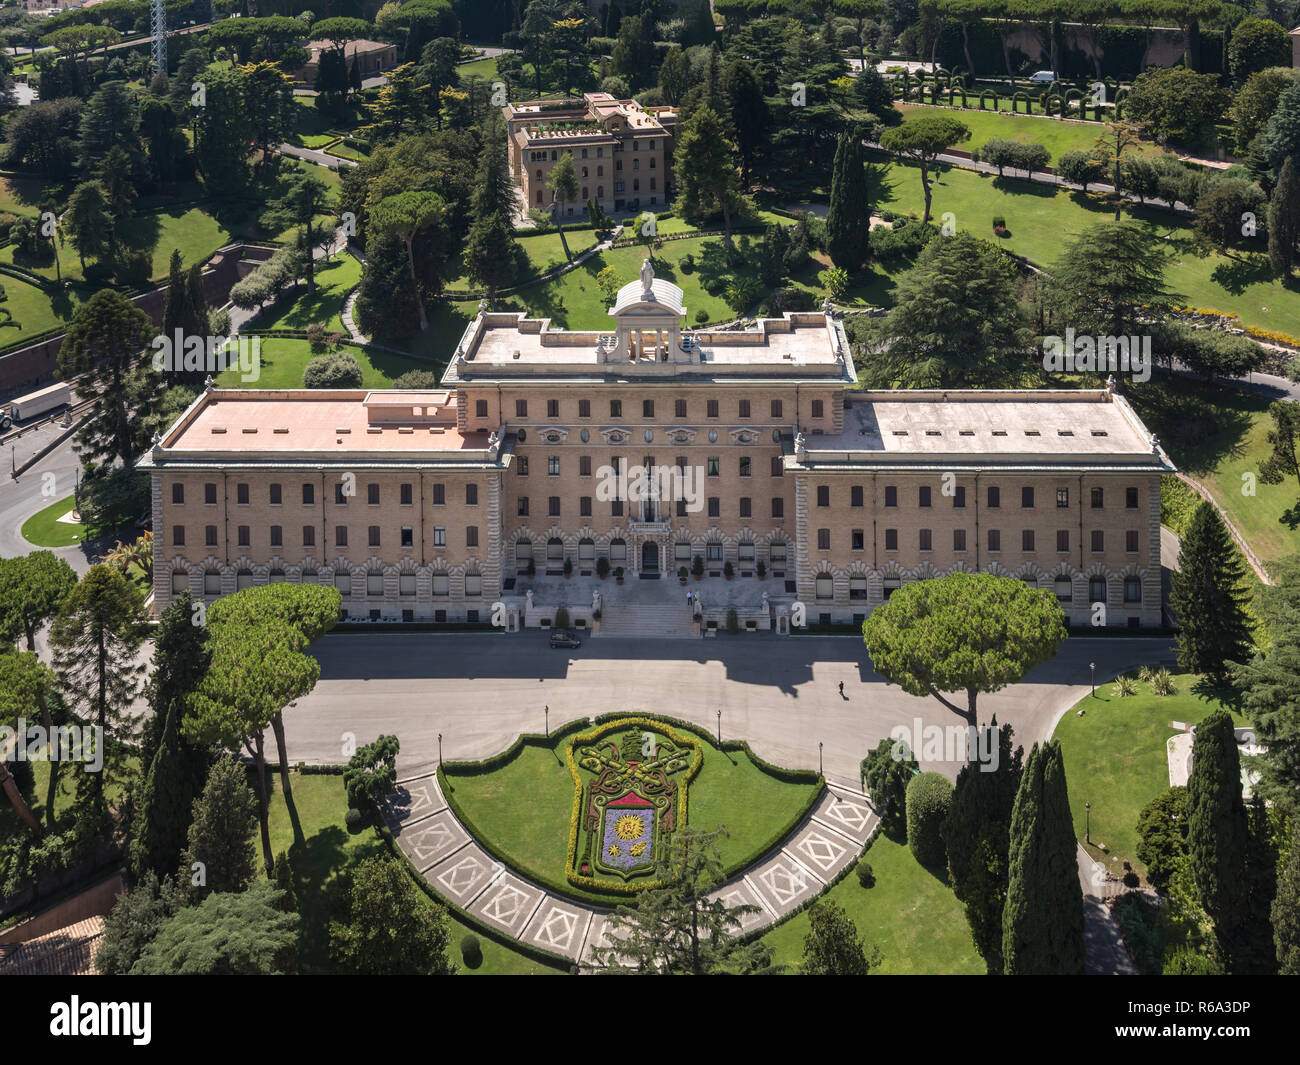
(236, 569, 254, 590)
(515, 539, 532, 563)
(465, 572, 483, 597)
(269, 568, 286, 583)
(1089, 577, 1107, 603)
(204, 571, 221, 595)
(815, 573, 833, 600)
(1055, 576, 1073, 602)
(171, 571, 188, 596)
(1124, 577, 1142, 603)
(579, 538, 595, 563)
(366, 571, 384, 596)
(333, 572, 352, 594)
(610, 538, 627, 562)
(849, 576, 867, 600)
(547, 537, 564, 562)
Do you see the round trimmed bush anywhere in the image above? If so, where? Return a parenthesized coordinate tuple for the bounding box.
(344, 806, 365, 831)
(905, 772, 953, 868)
(303, 351, 364, 389)
(460, 934, 482, 964)
(855, 859, 875, 887)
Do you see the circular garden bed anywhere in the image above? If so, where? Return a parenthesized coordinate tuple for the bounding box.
(437, 714, 824, 905)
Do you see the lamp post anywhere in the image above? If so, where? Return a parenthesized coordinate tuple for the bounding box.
(715, 708, 721, 744)
(1089, 661, 1096, 697)
(818, 741, 823, 777)
(544, 705, 549, 738)
(1085, 801, 1091, 845)
(438, 732, 443, 770)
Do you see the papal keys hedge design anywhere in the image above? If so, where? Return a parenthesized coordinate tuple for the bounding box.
(566, 718, 703, 894)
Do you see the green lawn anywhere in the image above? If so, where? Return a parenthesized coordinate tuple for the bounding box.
(895, 102, 1167, 162)
(19, 493, 118, 548)
(441, 729, 822, 906)
(1127, 375, 1300, 564)
(0, 274, 83, 344)
(456, 57, 501, 83)
(760, 834, 984, 974)
(1053, 672, 1247, 880)
(254, 252, 361, 334)
(216, 337, 431, 390)
(264, 771, 562, 974)
(0, 172, 47, 217)
(870, 160, 1300, 336)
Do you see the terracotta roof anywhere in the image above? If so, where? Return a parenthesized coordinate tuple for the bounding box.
(0, 917, 104, 976)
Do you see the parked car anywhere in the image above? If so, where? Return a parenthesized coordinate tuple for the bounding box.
(549, 629, 581, 649)
(1028, 70, 1058, 84)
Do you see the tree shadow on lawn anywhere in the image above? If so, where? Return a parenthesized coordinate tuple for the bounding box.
(117, 211, 163, 258)
(1210, 251, 1278, 297)
(287, 820, 387, 972)
(1189, 677, 1243, 713)
(1125, 378, 1257, 475)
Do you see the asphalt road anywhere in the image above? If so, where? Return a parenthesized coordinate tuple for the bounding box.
(0, 425, 95, 572)
(282, 630, 1176, 783)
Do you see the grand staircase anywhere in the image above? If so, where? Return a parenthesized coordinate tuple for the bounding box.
(595, 602, 696, 639)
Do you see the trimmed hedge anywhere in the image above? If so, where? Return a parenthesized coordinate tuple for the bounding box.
(905, 773, 953, 869)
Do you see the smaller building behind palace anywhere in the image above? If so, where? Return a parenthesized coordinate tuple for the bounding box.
(142, 262, 1175, 635)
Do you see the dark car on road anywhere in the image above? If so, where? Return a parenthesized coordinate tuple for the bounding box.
(549, 629, 581, 649)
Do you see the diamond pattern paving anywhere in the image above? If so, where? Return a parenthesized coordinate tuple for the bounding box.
(785, 826, 856, 881)
(468, 874, 545, 936)
(521, 899, 595, 960)
(748, 853, 821, 915)
(811, 785, 877, 845)
(382, 774, 446, 828)
(707, 878, 771, 932)
(393, 809, 468, 872)
(428, 843, 501, 906)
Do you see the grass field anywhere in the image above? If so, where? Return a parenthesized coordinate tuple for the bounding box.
(441, 730, 821, 905)
(1128, 376, 1300, 564)
(264, 772, 563, 974)
(254, 252, 361, 334)
(18, 493, 119, 548)
(0, 273, 83, 343)
(759, 833, 984, 974)
(870, 159, 1300, 336)
(0, 172, 47, 217)
(215, 337, 430, 389)
(1053, 672, 1247, 880)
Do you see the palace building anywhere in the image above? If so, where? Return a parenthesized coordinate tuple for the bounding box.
(143, 261, 1174, 635)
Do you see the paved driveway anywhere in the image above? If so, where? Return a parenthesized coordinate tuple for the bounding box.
(285, 632, 1176, 782)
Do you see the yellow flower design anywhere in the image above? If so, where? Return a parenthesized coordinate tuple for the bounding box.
(615, 814, 643, 841)
(607, 844, 619, 856)
(629, 841, 647, 857)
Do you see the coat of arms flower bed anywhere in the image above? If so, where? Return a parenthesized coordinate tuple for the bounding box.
(566, 717, 702, 893)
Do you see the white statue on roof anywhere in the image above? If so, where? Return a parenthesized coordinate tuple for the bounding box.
(640, 257, 654, 296)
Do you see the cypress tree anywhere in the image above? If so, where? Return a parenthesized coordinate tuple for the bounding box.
(1188, 709, 1250, 969)
(161, 249, 193, 339)
(1269, 155, 1298, 280)
(1170, 501, 1252, 684)
(827, 132, 871, 272)
(129, 592, 211, 883)
(1275, 821, 1300, 974)
(181, 754, 258, 900)
(186, 263, 210, 337)
(942, 720, 1023, 973)
(1002, 741, 1085, 974)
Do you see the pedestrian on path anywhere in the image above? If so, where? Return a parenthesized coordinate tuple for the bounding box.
(838, 681, 845, 697)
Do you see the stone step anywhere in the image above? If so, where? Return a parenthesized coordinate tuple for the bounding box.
(596, 605, 697, 638)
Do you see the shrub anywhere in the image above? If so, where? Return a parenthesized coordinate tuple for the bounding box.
(305, 322, 330, 352)
(0, 212, 18, 238)
(992, 214, 1006, 230)
(855, 859, 875, 887)
(344, 807, 365, 831)
(460, 933, 481, 964)
(554, 606, 570, 629)
(694, 309, 709, 323)
(905, 772, 953, 868)
(392, 369, 440, 389)
(1151, 667, 1176, 696)
(1114, 673, 1138, 697)
(869, 219, 938, 260)
(679, 253, 695, 274)
(725, 607, 739, 633)
(692, 555, 704, 577)
(723, 560, 734, 578)
(596, 556, 609, 578)
(1137, 664, 1155, 682)
(303, 351, 364, 388)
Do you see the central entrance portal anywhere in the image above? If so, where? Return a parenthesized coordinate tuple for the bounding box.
(641, 542, 659, 573)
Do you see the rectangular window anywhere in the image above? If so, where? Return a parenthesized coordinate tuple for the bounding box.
(771, 457, 783, 477)
(433, 574, 449, 597)
(476, 399, 488, 418)
(270, 525, 282, 548)
(885, 529, 898, 551)
(432, 483, 445, 505)
(739, 457, 751, 478)
(611, 500, 624, 517)
(336, 525, 348, 547)
(172, 525, 185, 546)
(987, 486, 1000, 509)
(547, 399, 559, 418)
(953, 486, 966, 509)
(1091, 487, 1104, 509)
(643, 399, 654, 418)
(817, 528, 830, 551)
(1126, 487, 1139, 509)
(549, 496, 561, 517)
(518, 457, 528, 476)
(987, 529, 1000, 552)
(579, 456, 592, 477)
(1056, 487, 1069, 509)
(675, 399, 687, 418)
(738, 399, 751, 419)
(466, 526, 478, 547)
(1022, 529, 1035, 552)
(739, 497, 751, 518)
(580, 496, 592, 517)
(771, 399, 783, 419)
(205, 483, 217, 505)
(1057, 530, 1070, 552)
(465, 573, 482, 597)
(237, 526, 249, 547)
(919, 529, 932, 551)
(771, 498, 784, 518)
(817, 485, 830, 507)
(884, 485, 898, 508)
(236, 483, 249, 506)
(368, 526, 381, 548)
(919, 486, 932, 508)
(1126, 530, 1139, 552)
(433, 527, 446, 547)
(1021, 486, 1035, 509)
(811, 400, 824, 419)
(518, 497, 529, 516)
(851, 485, 863, 508)
(579, 399, 591, 418)
(610, 399, 622, 417)
(368, 483, 380, 506)
(466, 484, 478, 505)
(335, 483, 348, 505)
(401, 527, 413, 548)
(172, 483, 185, 505)
(205, 525, 218, 547)
(707, 542, 723, 562)
(400, 483, 413, 506)
(708, 497, 720, 518)
(706, 399, 719, 419)
(515, 399, 528, 417)
(851, 529, 864, 550)
(303, 526, 315, 548)
(302, 483, 315, 506)
(676, 499, 687, 517)
(1091, 530, 1105, 553)
(953, 529, 966, 552)
(708, 457, 720, 477)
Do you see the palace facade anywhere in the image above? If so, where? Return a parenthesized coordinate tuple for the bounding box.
(143, 262, 1174, 632)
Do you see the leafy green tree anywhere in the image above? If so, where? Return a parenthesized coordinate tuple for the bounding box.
(589, 828, 773, 973)
(343, 734, 400, 810)
(132, 880, 298, 974)
(193, 63, 253, 193)
(546, 151, 579, 261)
(369, 190, 446, 331)
(1187, 708, 1251, 971)
(1124, 65, 1228, 145)
(240, 60, 294, 173)
(1046, 220, 1175, 339)
(906, 772, 953, 868)
(94, 872, 182, 975)
(1229, 68, 1300, 154)
(62, 180, 111, 271)
(800, 899, 881, 974)
(464, 210, 519, 305)
(860, 736, 916, 834)
(179, 754, 258, 899)
(0, 550, 76, 655)
(329, 856, 454, 974)
(1170, 502, 1252, 684)
(1258, 80, 1300, 173)
(1275, 820, 1300, 974)
(864, 574, 1066, 735)
(0, 652, 51, 835)
(262, 172, 334, 295)
(723, 57, 769, 185)
(1135, 785, 1190, 891)
(860, 231, 1031, 388)
(826, 131, 870, 272)
(129, 592, 211, 884)
(878, 114, 970, 223)
(1055, 148, 1110, 193)
(49, 565, 145, 829)
(1228, 18, 1291, 81)
(1193, 180, 1266, 252)
(1269, 155, 1299, 280)
(1002, 740, 1085, 974)
(77, 78, 142, 177)
(56, 289, 157, 468)
(673, 105, 743, 252)
(138, 94, 181, 190)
